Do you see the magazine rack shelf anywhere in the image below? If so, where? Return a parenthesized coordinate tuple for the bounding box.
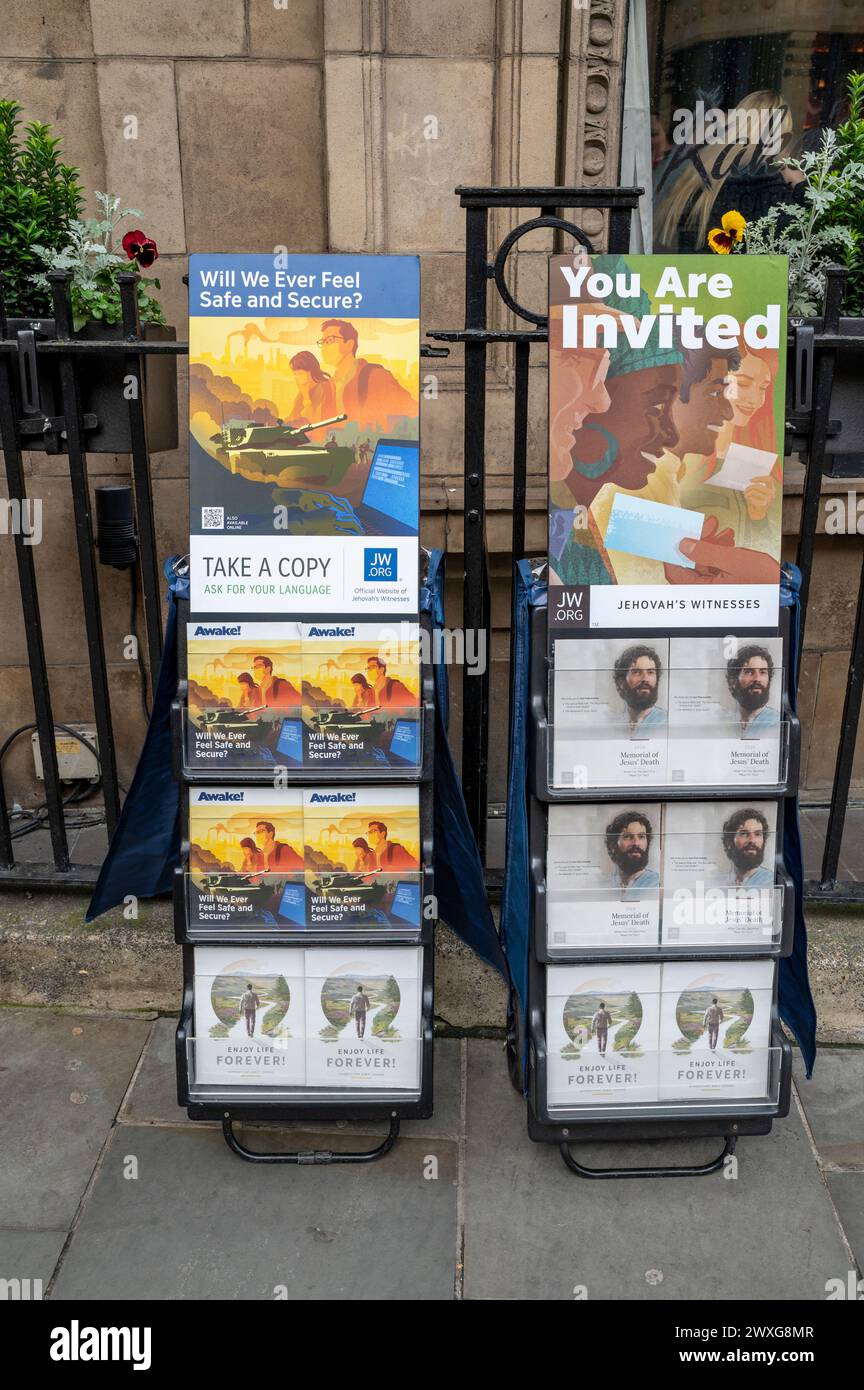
(529, 607, 801, 803)
(173, 598, 436, 1165)
(522, 603, 796, 1178)
(529, 794, 795, 962)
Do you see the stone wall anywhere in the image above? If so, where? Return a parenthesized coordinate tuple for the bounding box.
(0, 1, 861, 840)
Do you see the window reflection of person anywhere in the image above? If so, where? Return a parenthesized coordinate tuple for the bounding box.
(726, 645, 779, 736)
(613, 645, 667, 737)
(351, 837, 378, 873)
(604, 811, 660, 898)
(721, 807, 774, 887)
(653, 91, 804, 254)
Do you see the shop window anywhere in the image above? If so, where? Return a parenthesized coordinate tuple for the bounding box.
(644, 0, 864, 252)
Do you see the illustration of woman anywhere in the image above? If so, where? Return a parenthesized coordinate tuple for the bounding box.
(351, 837, 378, 872)
(237, 672, 260, 709)
(679, 344, 782, 554)
(350, 673, 377, 713)
(239, 837, 266, 876)
(286, 350, 336, 425)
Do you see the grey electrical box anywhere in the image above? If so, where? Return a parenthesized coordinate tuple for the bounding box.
(32, 726, 100, 783)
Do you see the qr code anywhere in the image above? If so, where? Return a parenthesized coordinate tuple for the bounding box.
(201, 506, 224, 530)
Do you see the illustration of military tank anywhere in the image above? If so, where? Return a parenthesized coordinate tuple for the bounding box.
(193, 705, 277, 741)
(196, 869, 279, 904)
(211, 413, 354, 483)
(307, 705, 382, 733)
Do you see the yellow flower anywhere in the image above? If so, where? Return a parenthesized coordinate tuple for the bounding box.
(708, 210, 747, 254)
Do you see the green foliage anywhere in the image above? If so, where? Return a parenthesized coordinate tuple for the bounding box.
(0, 100, 83, 316)
(741, 75, 864, 317)
(30, 191, 166, 332)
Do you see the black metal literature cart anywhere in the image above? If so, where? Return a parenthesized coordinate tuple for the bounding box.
(172, 601, 435, 1165)
(524, 601, 798, 1178)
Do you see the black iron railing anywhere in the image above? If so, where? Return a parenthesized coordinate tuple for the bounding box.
(2, 201, 864, 902)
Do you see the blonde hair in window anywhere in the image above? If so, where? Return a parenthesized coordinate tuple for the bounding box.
(655, 91, 795, 250)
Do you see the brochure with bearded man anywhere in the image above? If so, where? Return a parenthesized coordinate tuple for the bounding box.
(660, 800, 779, 947)
(659, 960, 775, 1102)
(546, 802, 662, 949)
(552, 636, 669, 788)
(667, 636, 783, 786)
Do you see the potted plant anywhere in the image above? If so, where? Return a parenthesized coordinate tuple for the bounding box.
(0, 101, 177, 453)
(707, 74, 864, 473)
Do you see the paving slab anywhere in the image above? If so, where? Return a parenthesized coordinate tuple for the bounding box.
(463, 1039, 853, 1301)
(121, 1016, 464, 1138)
(0, 1229, 67, 1290)
(50, 1124, 458, 1301)
(825, 1174, 864, 1272)
(793, 1049, 864, 1166)
(0, 1009, 151, 1228)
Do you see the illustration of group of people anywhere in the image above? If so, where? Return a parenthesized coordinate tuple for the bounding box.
(549, 255, 782, 588)
(609, 642, 779, 738)
(602, 805, 773, 895)
(233, 653, 414, 717)
(282, 318, 418, 436)
(234, 817, 416, 878)
(236, 654, 301, 712)
(238, 819, 304, 875)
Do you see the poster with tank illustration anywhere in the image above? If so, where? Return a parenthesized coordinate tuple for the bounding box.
(667, 636, 782, 786)
(546, 803, 662, 949)
(548, 253, 786, 633)
(659, 960, 774, 1101)
(188, 254, 420, 614)
(661, 800, 778, 947)
(552, 637, 669, 788)
(305, 947, 422, 1090)
(303, 787, 422, 929)
(192, 946, 305, 1086)
(187, 788, 305, 931)
(299, 621, 421, 770)
(545, 964, 661, 1107)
